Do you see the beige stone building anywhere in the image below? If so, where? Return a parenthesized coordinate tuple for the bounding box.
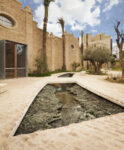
(0, 0, 112, 79)
(0, 0, 82, 79)
(80, 32, 112, 68)
(81, 32, 112, 52)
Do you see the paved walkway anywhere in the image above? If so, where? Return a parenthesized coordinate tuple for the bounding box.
(0, 73, 124, 150)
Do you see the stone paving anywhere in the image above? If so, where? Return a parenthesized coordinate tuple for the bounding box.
(0, 73, 124, 150)
(0, 83, 7, 94)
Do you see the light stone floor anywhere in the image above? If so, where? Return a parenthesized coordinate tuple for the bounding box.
(0, 73, 124, 150)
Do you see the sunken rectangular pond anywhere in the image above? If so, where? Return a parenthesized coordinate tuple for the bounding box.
(15, 83, 124, 136)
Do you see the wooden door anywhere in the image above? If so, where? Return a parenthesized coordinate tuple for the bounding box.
(5, 41, 27, 78)
(5, 41, 15, 78)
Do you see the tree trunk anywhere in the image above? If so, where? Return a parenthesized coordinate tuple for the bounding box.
(91, 61, 97, 73)
(97, 63, 102, 74)
(119, 47, 124, 78)
(87, 61, 89, 70)
(62, 34, 66, 70)
(80, 43, 84, 67)
(42, 6, 48, 73)
(120, 59, 124, 78)
(122, 68, 124, 78)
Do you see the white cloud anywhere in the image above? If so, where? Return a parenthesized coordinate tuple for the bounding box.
(71, 24, 86, 31)
(103, 0, 120, 12)
(34, 0, 101, 37)
(91, 29, 97, 33)
(96, 0, 103, 3)
(33, 0, 42, 4)
(113, 42, 117, 47)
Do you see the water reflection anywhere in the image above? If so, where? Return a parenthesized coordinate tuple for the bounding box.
(56, 87, 81, 125)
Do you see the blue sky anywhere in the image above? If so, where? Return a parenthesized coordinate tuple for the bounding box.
(19, 0, 124, 44)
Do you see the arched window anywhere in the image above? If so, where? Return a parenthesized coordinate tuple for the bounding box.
(0, 14, 14, 27)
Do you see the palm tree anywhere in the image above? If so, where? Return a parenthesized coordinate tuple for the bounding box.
(58, 18, 66, 70)
(42, 0, 55, 73)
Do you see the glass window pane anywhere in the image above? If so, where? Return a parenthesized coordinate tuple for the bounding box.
(6, 42, 15, 68)
(6, 69, 15, 78)
(0, 16, 3, 20)
(0, 15, 14, 27)
(17, 44, 26, 68)
(17, 69, 26, 77)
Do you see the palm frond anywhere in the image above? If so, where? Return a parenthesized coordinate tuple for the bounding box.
(57, 18, 65, 34)
(44, 0, 55, 6)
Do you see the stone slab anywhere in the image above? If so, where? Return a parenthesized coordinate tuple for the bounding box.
(0, 74, 124, 150)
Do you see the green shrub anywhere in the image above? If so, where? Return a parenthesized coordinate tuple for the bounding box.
(84, 46, 112, 74)
(72, 62, 80, 71)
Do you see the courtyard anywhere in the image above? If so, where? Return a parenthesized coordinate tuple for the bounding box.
(0, 0, 124, 149)
(0, 73, 124, 150)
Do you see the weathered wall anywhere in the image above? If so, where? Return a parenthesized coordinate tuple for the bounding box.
(0, 0, 82, 73)
(0, 0, 34, 71)
(0, 0, 113, 74)
(82, 33, 112, 68)
(65, 33, 81, 70)
(83, 33, 112, 51)
(31, 22, 43, 71)
(0, 0, 27, 44)
(47, 34, 63, 71)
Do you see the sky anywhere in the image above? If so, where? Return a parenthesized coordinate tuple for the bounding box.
(19, 0, 124, 44)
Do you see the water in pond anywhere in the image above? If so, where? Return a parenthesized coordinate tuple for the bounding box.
(58, 73, 74, 77)
(15, 83, 124, 135)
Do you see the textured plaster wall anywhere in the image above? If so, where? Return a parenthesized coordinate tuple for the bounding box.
(83, 33, 112, 51)
(0, 0, 112, 73)
(65, 33, 81, 70)
(48, 35, 63, 71)
(83, 33, 112, 68)
(0, 0, 27, 44)
(0, 0, 81, 72)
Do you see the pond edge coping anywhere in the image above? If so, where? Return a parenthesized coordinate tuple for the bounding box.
(9, 79, 124, 137)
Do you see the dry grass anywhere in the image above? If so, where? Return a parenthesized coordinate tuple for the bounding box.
(106, 74, 124, 84)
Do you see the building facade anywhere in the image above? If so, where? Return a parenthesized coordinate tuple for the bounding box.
(0, 0, 82, 79)
(81, 33, 112, 52)
(0, 0, 112, 79)
(80, 32, 112, 68)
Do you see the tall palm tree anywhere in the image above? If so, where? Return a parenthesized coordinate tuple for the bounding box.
(58, 18, 66, 70)
(42, 0, 55, 73)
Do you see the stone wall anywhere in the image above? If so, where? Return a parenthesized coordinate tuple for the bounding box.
(0, 0, 27, 44)
(65, 33, 81, 70)
(47, 34, 63, 71)
(82, 33, 112, 68)
(0, 0, 81, 73)
(0, 0, 112, 73)
(0, 0, 34, 71)
(83, 33, 112, 51)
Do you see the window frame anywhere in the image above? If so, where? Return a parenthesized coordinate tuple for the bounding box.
(0, 12, 17, 29)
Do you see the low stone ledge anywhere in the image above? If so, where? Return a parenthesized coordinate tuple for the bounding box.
(0, 83, 7, 94)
